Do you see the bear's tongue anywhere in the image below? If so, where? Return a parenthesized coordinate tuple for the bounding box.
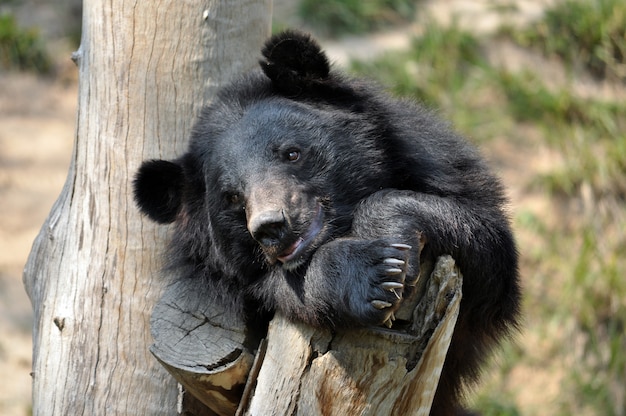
(277, 238, 302, 263)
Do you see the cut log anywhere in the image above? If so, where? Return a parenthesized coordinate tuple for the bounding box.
(150, 277, 256, 416)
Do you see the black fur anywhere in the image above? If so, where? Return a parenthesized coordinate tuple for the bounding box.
(260, 29, 330, 96)
(134, 31, 521, 415)
(133, 159, 184, 224)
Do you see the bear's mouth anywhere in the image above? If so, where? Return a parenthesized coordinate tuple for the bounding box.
(276, 205, 324, 269)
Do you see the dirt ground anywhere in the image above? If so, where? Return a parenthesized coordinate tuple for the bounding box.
(0, 73, 76, 415)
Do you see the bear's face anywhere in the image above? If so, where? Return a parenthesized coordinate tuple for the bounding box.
(203, 100, 391, 271)
(136, 98, 390, 273)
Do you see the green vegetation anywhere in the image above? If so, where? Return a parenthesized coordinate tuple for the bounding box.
(351, 21, 485, 108)
(497, 70, 626, 199)
(472, 395, 521, 416)
(509, 0, 626, 82)
(350, 1, 626, 414)
(349, 21, 509, 143)
(298, 0, 418, 35)
(0, 13, 52, 73)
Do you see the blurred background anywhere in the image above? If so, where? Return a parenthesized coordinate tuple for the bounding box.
(1, 0, 624, 415)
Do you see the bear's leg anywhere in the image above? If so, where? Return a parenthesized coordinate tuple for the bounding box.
(350, 189, 521, 415)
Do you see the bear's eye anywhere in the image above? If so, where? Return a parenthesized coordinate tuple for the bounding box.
(226, 193, 243, 207)
(285, 149, 301, 163)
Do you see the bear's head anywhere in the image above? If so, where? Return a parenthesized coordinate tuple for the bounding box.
(134, 31, 393, 274)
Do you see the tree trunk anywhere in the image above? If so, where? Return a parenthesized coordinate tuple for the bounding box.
(22, 1, 271, 414)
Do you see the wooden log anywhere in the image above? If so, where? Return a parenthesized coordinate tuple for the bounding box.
(150, 277, 256, 416)
(150, 256, 462, 415)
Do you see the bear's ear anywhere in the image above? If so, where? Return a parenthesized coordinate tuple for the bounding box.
(260, 30, 330, 95)
(133, 159, 185, 224)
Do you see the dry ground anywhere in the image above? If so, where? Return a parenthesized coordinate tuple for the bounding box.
(0, 73, 76, 415)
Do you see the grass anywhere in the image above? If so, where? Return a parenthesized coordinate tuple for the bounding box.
(0, 13, 52, 73)
(497, 70, 626, 200)
(349, 1, 626, 414)
(350, 21, 512, 143)
(507, 0, 626, 82)
(351, 20, 485, 106)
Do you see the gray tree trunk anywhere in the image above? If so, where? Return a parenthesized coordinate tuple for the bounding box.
(23, 1, 271, 414)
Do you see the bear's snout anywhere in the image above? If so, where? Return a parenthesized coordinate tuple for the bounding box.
(246, 196, 324, 269)
(248, 209, 287, 247)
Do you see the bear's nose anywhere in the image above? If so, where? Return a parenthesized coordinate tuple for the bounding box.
(248, 210, 286, 246)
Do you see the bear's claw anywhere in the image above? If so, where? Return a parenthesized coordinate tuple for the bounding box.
(371, 300, 393, 309)
(370, 242, 411, 327)
(390, 243, 412, 251)
(383, 312, 396, 328)
(384, 258, 405, 266)
(381, 281, 404, 291)
(384, 257, 406, 278)
(381, 281, 404, 299)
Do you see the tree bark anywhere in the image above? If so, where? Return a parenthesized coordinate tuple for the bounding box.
(22, 1, 271, 414)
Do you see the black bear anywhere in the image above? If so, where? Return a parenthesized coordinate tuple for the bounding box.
(134, 30, 521, 415)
